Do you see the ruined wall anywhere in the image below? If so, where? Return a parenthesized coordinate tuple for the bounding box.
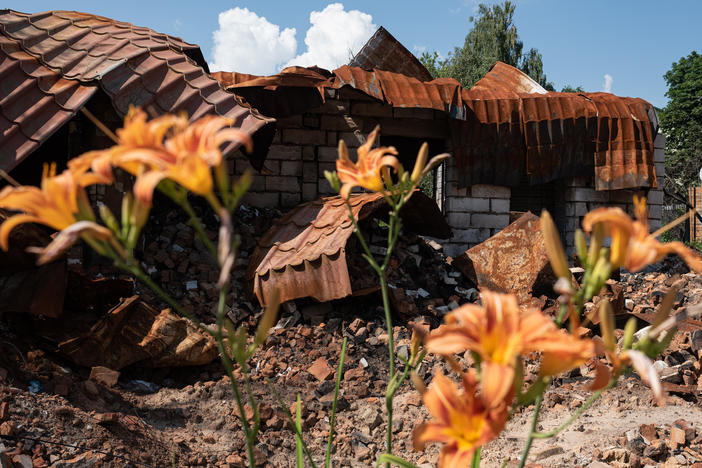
(440, 134, 666, 260)
(441, 157, 511, 258)
(559, 133, 665, 258)
(230, 88, 450, 209)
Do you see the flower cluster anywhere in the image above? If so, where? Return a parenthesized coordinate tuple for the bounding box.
(0, 108, 251, 261)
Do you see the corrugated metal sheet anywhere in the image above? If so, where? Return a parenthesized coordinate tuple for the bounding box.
(246, 191, 451, 306)
(0, 9, 274, 172)
(349, 26, 433, 83)
(213, 60, 658, 190)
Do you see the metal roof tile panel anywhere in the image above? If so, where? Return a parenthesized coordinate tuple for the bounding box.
(0, 9, 274, 171)
(246, 192, 450, 305)
(348, 26, 433, 82)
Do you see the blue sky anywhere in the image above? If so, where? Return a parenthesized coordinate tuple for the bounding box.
(6, 1, 701, 108)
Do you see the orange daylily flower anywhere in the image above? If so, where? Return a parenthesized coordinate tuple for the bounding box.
(425, 291, 594, 405)
(413, 370, 508, 467)
(336, 126, 400, 199)
(0, 164, 112, 261)
(69, 108, 253, 204)
(582, 196, 702, 273)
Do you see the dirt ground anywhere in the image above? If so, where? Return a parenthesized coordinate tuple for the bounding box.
(1, 254, 702, 467)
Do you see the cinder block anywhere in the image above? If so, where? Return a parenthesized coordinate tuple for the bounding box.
(303, 162, 317, 182)
(302, 183, 317, 201)
(320, 115, 352, 131)
(564, 187, 609, 203)
(647, 190, 664, 205)
(267, 145, 302, 160)
(283, 129, 326, 145)
(575, 202, 588, 217)
(655, 164, 665, 178)
(490, 198, 510, 213)
(276, 114, 303, 128)
(451, 228, 491, 245)
(302, 115, 320, 128)
(307, 99, 350, 114)
(447, 212, 471, 229)
(302, 146, 315, 161)
(447, 197, 489, 213)
(649, 204, 662, 220)
(566, 176, 592, 188)
(280, 160, 302, 176)
(471, 184, 510, 199)
(280, 192, 301, 208)
(318, 147, 339, 162)
(266, 176, 299, 193)
(471, 213, 510, 229)
(243, 192, 278, 208)
(654, 148, 665, 163)
(654, 133, 666, 149)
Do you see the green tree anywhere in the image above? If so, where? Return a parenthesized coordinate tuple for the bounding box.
(420, 2, 553, 89)
(660, 51, 702, 192)
(561, 85, 585, 93)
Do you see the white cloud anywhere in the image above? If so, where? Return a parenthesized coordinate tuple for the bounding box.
(210, 7, 297, 74)
(283, 3, 376, 70)
(173, 19, 182, 32)
(413, 45, 427, 54)
(602, 74, 613, 93)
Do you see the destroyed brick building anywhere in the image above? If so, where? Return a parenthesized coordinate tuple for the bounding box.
(1, 12, 666, 299)
(213, 27, 665, 259)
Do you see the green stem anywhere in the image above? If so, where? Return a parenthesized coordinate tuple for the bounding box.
(471, 447, 481, 468)
(325, 337, 348, 468)
(216, 286, 256, 468)
(517, 395, 542, 468)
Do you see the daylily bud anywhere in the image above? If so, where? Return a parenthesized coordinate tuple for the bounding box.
(98, 203, 120, 234)
(575, 229, 588, 268)
(622, 317, 637, 350)
(410, 142, 429, 183)
(540, 210, 570, 280)
(410, 371, 426, 395)
(324, 170, 341, 193)
(254, 289, 280, 347)
(599, 300, 615, 352)
(337, 139, 350, 162)
(587, 223, 604, 268)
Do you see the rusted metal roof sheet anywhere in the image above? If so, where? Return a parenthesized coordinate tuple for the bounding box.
(349, 26, 433, 82)
(0, 9, 273, 172)
(246, 192, 451, 306)
(214, 60, 657, 190)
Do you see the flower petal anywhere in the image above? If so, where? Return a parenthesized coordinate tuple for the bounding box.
(481, 362, 515, 408)
(0, 214, 42, 250)
(26, 221, 112, 265)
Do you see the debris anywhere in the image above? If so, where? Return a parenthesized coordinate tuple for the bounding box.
(452, 212, 559, 305)
(27, 380, 42, 394)
(58, 296, 217, 369)
(89, 366, 120, 388)
(308, 357, 334, 381)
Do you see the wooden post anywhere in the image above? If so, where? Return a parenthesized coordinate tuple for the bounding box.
(691, 186, 702, 242)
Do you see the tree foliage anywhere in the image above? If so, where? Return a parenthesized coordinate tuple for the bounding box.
(561, 85, 585, 93)
(419, 1, 553, 90)
(659, 51, 702, 192)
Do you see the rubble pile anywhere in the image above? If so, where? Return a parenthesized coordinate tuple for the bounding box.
(346, 220, 478, 320)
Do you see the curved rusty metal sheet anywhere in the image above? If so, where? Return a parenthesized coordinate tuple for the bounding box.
(0, 9, 274, 172)
(246, 191, 451, 306)
(349, 26, 433, 82)
(211, 58, 657, 190)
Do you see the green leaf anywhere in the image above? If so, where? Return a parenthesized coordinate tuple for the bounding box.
(375, 454, 420, 468)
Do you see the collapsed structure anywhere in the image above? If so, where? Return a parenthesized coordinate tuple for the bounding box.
(0, 12, 666, 306)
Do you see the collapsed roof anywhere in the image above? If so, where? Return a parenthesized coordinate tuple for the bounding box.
(214, 60, 659, 191)
(0, 9, 274, 173)
(246, 192, 451, 306)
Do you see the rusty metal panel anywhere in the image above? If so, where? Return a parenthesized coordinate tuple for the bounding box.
(348, 26, 433, 82)
(0, 9, 273, 172)
(246, 192, 450, 306)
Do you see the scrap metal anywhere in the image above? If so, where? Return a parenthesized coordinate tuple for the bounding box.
(246, 192, 451, 306)
(348, 26, 434, 82)
(216, 59, 658, 191)
(0, 9, 274, 173)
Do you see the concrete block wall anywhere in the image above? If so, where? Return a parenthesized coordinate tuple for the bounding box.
(231, 88, 450, 210)
(441, 157, 511, 258)
(560, 133, 665, 259)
